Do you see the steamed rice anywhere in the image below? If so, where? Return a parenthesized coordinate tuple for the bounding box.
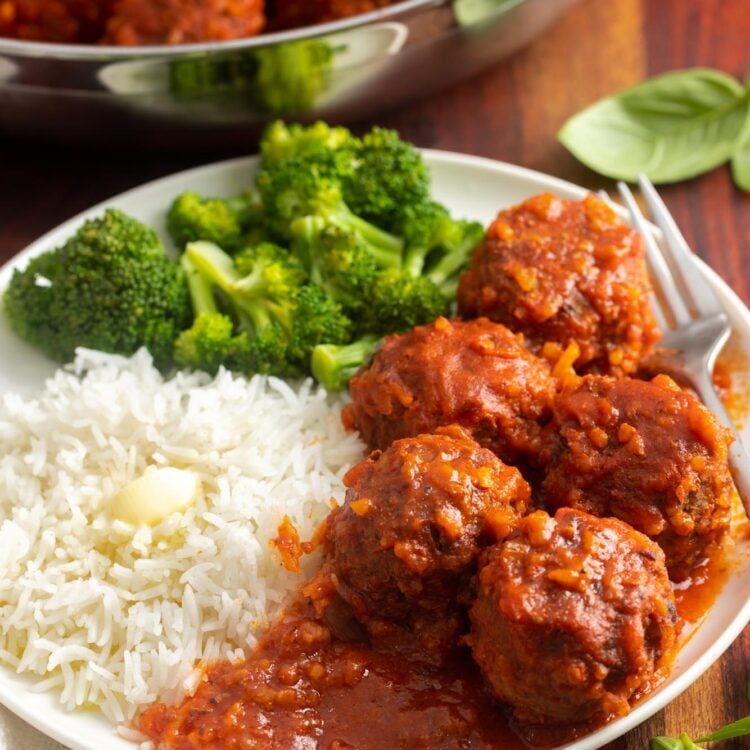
(0, 348, 364, 724)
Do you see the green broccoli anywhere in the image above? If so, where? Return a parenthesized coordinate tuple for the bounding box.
(176, 242, 296, 376)
(311, 335, 382, 393)
(254, 40, 337, 114)
(260, 120, 353, 167)
(358, 269, 450, 336)
(173, 254, 248, 374)
(342, 127, 432, 233)
(256, 158, 403, 267)
(4, 208, 191, 367)
(289, 216, 379, 316)
(179, 240, 351, 376)
(170, 40, 338, 116)
(166, 191, 262, 252)
(400, 201, 482, 279)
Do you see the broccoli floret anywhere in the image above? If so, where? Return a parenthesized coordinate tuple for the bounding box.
(233, 242, 307, 297)
(358, 269, 450, 336)
(182, 240, 350, 376)
(290, 216, 379, 316)
(286, 283, 352, 363)
(401, 200, 484, 287)
(173, 254, 248, 374)
(4, 208, 190, 367)
(173, 311, 247, 375)
(236, 323, 300, 377)
(167, 191, 261, 252)
(169, 50, 258, 99)
(256, 158, 403, 267)
(255, 41, 336, 114)
(311, 335, 381, 392)
(169, 40, 337, 115)
(260, 121, 353, 167)
(257, 159, 404, 268)
(342, 127, 431, 232)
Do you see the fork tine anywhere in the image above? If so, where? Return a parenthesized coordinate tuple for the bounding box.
(649, 288, 670, 333)
(597, 189, 670, 332)
(617, 182, 692, 327)
(637, 174, 723, 319)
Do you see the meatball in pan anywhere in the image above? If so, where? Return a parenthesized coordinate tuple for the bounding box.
(540, 374, 734, 580)
(325, 425, 531, 652)
(343, 316, 555, 465)
(102, 0, 264, 44)
(272, 0, 397, 29)
(458, 193, 660, 376)
(470, 508, 678, 725)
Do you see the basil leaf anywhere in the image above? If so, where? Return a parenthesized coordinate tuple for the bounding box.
(680, 733, 704, 750)
(697, 715, 750, 742)
(652, 737, 685, 750)
(558, 68, 750, 183)
(731, 133, 750, 192)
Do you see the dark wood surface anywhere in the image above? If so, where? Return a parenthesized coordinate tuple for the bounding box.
(1, 0, 749, 747)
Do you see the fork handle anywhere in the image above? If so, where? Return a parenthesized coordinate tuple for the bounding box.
(691, 369, 750, 518)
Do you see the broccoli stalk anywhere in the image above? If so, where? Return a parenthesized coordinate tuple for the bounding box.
(311, 335, 381, 392)
(179, 240, 351, 376)
(173, 254, 245, 374)
(401, 201, 483, 282)
(424, 219, 484, 289)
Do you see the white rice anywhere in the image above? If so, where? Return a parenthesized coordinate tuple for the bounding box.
(0, 348, 364, 724)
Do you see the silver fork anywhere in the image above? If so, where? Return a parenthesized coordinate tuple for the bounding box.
(615, 175, 750, 516)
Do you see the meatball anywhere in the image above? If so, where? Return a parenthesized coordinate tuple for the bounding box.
(457, 193, 660, 376)
(343, 316, 555, 465)
(470, 508, 678, 724)
(540, 374, 734, 580)
(325, 425, 531, 650)
(102, 0, 264, 45)
(272, 0, 397, 29)
(0, 0, 109, 42)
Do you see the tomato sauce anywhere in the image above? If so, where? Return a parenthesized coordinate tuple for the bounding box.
(139, 545, 729, 750)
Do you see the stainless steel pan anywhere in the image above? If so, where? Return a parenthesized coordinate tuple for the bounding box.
(0, 0, 577, 148)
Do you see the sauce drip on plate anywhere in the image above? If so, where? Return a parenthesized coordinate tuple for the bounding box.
(139, 551, 727, 750)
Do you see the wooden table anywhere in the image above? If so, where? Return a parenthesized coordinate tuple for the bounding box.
(0, 0, 749, 746)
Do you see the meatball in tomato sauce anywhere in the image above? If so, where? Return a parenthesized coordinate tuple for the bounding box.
(272, 0, 397, 29)
(0, 0, 109, 42)
(457, 193, 660, 376)
(470, 508, 677, 725)
(325, 425, 531, 652)
(101, 0, 264, 44)
(343, 316, 555, 465)
(540, 374, 734, 580)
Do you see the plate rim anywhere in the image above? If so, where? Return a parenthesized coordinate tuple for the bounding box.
(1, 148, 749, 750)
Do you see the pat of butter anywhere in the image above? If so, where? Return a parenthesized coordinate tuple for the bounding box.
(110, 467, 200, 527)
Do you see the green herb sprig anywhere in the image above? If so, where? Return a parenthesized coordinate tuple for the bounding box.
(651, 682, 750, 749)
(558, 68, 750, 191)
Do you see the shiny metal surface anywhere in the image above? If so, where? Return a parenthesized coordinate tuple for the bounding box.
(0, 0, 577, 148)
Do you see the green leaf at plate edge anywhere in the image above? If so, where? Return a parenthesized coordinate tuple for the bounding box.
(697, 715, 750, 743)
(680, 733, 704, 750)
(652, 737, 685, 750)
(558, 68, 749, 183)
(731, 131, 750, 192)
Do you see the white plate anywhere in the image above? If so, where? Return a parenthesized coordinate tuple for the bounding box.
(1, 151, 750, 750)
